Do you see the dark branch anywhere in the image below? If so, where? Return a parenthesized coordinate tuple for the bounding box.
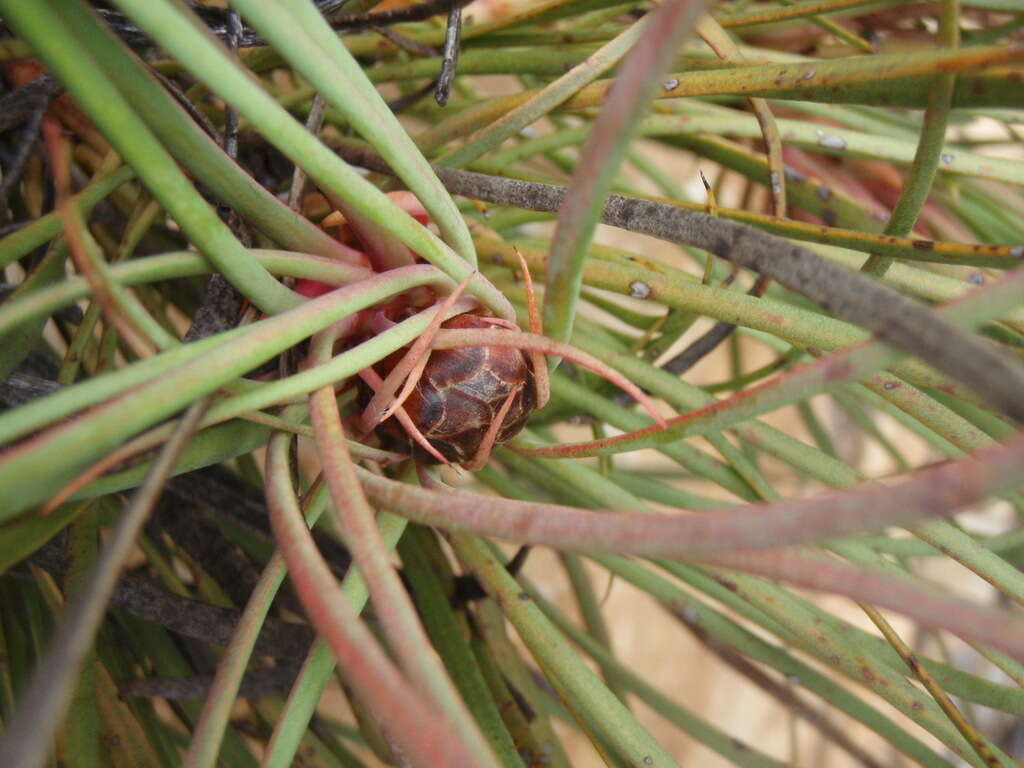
(661, 275, 770, 378)
(663, 320, 737, 376)
(119, 665, 300, 699)
(164, 466, 353, 578)
(0, 99, 47, 223)
(148, 500, 261, 611)
(0, 76, 62, 134)
(29, 542, 313, 658)
(0, 372, 62, 407)
(434, 6, 463, 106)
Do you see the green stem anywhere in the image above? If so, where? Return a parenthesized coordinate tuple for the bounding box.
(235, 0, 477, 266)
(108, 0, 512, 318)
(450, 533, 682, 768)
(862, 0, 960, 276)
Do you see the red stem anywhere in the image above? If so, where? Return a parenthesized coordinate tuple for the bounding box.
(357, 447, 1024, 658)
(514, 247, 550, 408)
(264, 431, 485, 768)
(308, 329, 492, 760)
(357, 433, 1024, 557)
